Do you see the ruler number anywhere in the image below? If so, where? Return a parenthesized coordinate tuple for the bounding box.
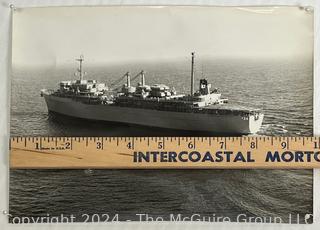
(280, 141, 287, 149)
(35, 142, 40, 150)
(250, 142, 256, 149)
(158, 142, 163, 149)
(65, 142, 71, 149)
(219, 141, 225, 149)
(314, 141, 319, 149)
(127, 142, 132, 149)
(96, 142, 102, 149)
(188, 141, 194, 149)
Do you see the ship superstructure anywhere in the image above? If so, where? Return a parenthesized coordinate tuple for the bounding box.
(41, 53, 264, 134)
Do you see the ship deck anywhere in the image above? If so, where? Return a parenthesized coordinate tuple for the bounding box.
(45, 91, 262, 115)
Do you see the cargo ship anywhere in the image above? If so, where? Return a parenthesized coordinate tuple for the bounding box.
(41, 53, 264, 134)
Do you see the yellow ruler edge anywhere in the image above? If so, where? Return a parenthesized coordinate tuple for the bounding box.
(9, 136, 320, 169)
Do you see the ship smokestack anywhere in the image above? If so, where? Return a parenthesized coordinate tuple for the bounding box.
(191, 52, 195, 96)
(126, 72, 131, 87)
(141, 70, 145, 86)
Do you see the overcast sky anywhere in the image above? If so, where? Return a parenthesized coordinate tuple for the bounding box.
(12, 6, 313, 67)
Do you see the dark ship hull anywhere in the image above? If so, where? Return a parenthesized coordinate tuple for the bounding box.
(43, 93, 264, 134)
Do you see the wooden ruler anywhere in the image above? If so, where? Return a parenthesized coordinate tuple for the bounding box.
(9, 136, 320, 169)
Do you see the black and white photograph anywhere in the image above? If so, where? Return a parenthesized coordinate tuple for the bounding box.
(10, 6, 313, 223)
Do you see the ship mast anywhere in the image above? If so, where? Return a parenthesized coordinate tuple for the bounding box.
(190, 52, 195, 96)
(76, 55, 84, 80)
(141, 70, 145, 86)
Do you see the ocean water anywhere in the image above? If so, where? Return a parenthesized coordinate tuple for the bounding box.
(10, 58, 313, 223)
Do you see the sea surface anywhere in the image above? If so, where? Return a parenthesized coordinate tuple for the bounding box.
(10, 58, 313, 223)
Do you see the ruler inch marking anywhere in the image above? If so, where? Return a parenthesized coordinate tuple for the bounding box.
(10, 136, 320, 169)
(101, 137, 104, 150)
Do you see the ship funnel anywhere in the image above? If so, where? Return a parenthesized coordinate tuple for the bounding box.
(126, 72, 131, 87)
(141, 70, 145, 86)
(190, 52, 195, 96)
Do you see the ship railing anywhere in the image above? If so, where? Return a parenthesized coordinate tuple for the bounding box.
(53, 91, 263, 115)
(112, 98, 263, 116)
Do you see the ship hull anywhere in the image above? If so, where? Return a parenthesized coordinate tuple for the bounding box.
(43, 95, 264, 134)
